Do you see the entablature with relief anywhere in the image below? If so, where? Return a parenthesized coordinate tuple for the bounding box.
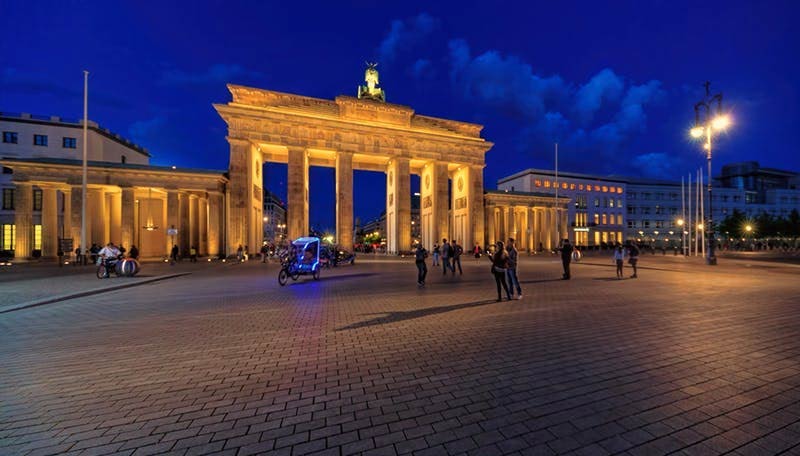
(218, 109, 491, 165)
(218, 84, 488, 140)
(0, 161, 227, 193)
(485, 192, 571, 208)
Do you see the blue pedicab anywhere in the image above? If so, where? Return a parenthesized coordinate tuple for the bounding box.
(278, 237, 321, 286)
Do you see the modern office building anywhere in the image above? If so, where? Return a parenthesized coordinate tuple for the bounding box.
(497, 169, 627, 247)
(498, 161, 800, 249)
(262, 189, 286, 243)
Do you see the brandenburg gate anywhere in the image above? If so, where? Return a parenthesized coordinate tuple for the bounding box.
(215, 68, 493, 253)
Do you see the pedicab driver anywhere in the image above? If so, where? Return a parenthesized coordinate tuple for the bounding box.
(98, 242, 122, 265)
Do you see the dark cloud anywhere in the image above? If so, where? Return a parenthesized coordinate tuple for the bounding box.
(409, 59, 434, 79)
(160, 64, 263, 86)
(446, 39, 666, 176)
(377, 13, 438, 65)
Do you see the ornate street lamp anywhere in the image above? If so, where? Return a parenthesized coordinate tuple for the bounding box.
(689, 81, 731, 265)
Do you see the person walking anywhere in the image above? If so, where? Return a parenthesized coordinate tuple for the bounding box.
(506, 238, 522, 299)
(613, 243, 625, 279)
(451, 240, 463, 275)
(414, 243, 428, 287)
(236, 244, 244, 262)
(489, 241, 512, 301)
(432, 243, 440, 266)
(189, 245, 197, 262)
(261, 243, 269, 263)
(170, 244, 179, 265)
(473, 243, 482, 259)
(441, 238, 454, 275)
(559, 238, 573, 280)
(627, 240, 640, 278)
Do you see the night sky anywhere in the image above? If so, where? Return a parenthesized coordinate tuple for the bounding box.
(2, 1, 799, 231)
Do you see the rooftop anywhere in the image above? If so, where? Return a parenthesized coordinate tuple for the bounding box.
(0, 111, 151, 157)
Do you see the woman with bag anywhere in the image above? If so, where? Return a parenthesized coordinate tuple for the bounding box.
(488, 241, 512, 302)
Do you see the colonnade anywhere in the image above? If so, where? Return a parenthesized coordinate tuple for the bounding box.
(485, 203, 569, 252)
(12, 181, 224, 259)
(228, 140, 486, 255)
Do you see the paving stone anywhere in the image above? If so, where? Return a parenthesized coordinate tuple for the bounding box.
(2, 257, 799, 456)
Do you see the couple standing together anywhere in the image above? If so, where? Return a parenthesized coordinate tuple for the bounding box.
(489, 238, 523, 302)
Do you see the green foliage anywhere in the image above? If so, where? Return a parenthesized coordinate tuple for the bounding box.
(717, 208, 800, 238)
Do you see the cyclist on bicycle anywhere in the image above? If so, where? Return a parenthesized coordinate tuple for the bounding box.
(98, 242, 122, 265)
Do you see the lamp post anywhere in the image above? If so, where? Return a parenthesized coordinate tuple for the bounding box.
(689, 81, 731, 265)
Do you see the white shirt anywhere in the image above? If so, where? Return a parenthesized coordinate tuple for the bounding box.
(98, 245, 121, 259)
(613, 249, 626, 261)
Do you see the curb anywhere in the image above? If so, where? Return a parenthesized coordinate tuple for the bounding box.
(0, 272, 192, 314)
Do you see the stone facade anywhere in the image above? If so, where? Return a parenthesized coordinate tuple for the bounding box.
(215, 85, 493, 254)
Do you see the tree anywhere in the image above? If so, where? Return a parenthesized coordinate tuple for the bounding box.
(717, 209, 745, 237)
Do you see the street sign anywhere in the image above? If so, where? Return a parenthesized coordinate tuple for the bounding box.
(59, 238, 73, 254)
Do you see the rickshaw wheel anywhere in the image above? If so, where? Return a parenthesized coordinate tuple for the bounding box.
(278, 269, 289, 286)
(313, 266, 320, 280)
(96, 265, 108, 279)
(291, 271, 300, 280)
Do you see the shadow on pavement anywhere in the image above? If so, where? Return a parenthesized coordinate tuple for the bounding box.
(519, 278, 563, 284)
(336, 299, 499, 331)
(288, 272, 378, 285)
(591, 277, 626, 281)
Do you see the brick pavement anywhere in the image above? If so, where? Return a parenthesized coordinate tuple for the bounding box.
(1, 254, 799, 456)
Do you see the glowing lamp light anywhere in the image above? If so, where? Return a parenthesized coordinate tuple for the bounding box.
(698, 223, 704, 230)
(677, 219, 685, 226)
(690, 126, 705, 138)
(745, 225, 753, 232)
(712, 115, 731, 130)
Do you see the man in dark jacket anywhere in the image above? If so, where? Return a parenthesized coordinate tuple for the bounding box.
(560, 238, 573, 280)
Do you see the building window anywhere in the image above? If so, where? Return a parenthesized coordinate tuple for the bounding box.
(655, 206, 663, 215)
(34, 134, 48, 146)
(643, 221, 650, 228)
(627, 206, 636, 215)
(63, 137, 77, 148)
(594, 198, 599, 207)
(121, 155, 127, 164)
(33, 189, 43, 211)
(627, 221, 636, 228)
(593, 214, 599, 225)
(617, 198, 622, 208)
(2, 188, 13, 210)
(642, 207, 651, 215)
(1, 224, 14, 250)
(2, 131, 18, 144)
(34, 224, 42, 250)
(601, 214, 607, 225)
(642, 193, 651, 200)
(617, 214, 623, 225)
(609, 198, 615, 208)
(628, 192, 636, 199)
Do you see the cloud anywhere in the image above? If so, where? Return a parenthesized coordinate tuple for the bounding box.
(574, 68, 624, 124)
(632, 152, 676, 177)
(377, 13, 438, 65)
(446, 39, 665, 175)
(447, 40, 567, 121)
(160, 64, 263, 86)
(410, 59, 433, 79)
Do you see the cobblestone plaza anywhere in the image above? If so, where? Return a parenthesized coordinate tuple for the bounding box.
(2, 254, 799, 455)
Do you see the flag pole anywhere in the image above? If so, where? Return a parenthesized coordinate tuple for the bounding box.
(554, 143, 559, 242)
(81, 70, 88, 264)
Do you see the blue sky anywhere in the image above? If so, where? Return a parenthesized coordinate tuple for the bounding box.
(2, 0, 799, 230)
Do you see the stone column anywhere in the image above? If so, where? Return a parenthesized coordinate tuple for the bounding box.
(41, 187, 58, 258)
(561, 209, 569, 242)
(90, 189, 107, 246)
(13, 182, 33, 259)
(335, 152, 353, 251)
(497, 206, 505, 243)
(120, 187, 135, 251)
(179, 192, 190, 255)
(227, 138, 251, 254)
(198, 196, 208, 256)
(109, 191, 122, 245)
(527, 208, 534, 252)
(287, 146, 309, 240)
(189, 194, 199, 252)
(507, 206, 516, 242)
(166, 190, 179, 254)
(385, 158, 411, 254)
(207, 192, 222, 257)
(70, 186, 82, 249)
(484, 205, 494, 247)
(62, 188, 72, 247)
(467, 165, 484, 250)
